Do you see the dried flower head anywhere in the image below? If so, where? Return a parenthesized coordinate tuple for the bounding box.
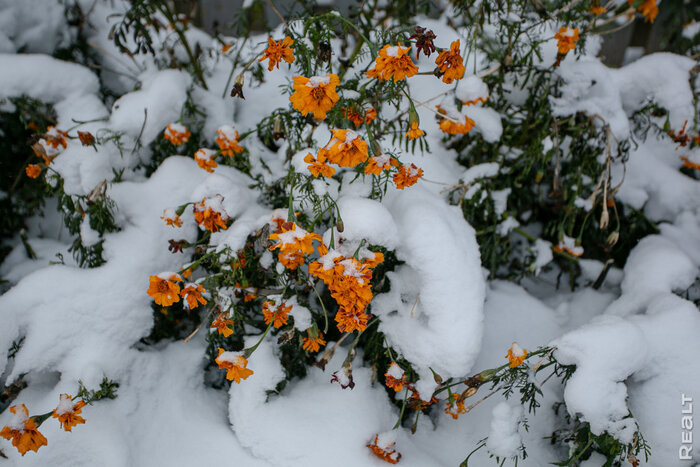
(409, 26, 437, 58)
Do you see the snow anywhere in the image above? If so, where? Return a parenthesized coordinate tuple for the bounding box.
(486, 402, 523, 459)
(372, 187, 485, 378)
(110, 70, 192, 144)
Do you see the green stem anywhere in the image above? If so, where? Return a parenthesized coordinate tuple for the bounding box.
(156, 4, 208, 90)
(328, 13, 377, 58)
(392, 387, 409, 429)
(310, 281, 329, 333)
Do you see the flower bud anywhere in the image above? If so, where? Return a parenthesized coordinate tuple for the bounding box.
(231, 74, 245, 99)
(607, 230, 619, 247)
(600, 207, 609, 230)
(370, 138, 383, 157)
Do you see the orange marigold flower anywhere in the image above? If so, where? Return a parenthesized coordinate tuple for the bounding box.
(393, 163, 423, 190)
(25, 164, 41, 179)
(435, 40, 465, 84)
(629, 0, 658, 23)
(302, 329, 326, 352)
(216, 125, 244, 157)
(681, 156, 700, 171)
(289, 74, 340, 120)
(310, 247, 383, 334)
(343, 105, 377, 127)
(366, 44, 418, 82)
(506, 342, 527, 368)
(193, 195, 230, 233)
(554, 27, 579, 55)
(439, 115, 475, 135)
(259, 36, 295, 71)
(0, 404, 47, 456)
(384, 362, 406, 392)
(181, 283, 207, 309)
(364, 154, 399, 176)
(444, 397, 467, 419)
(164, 123, 191, 146)
(194, 148, 218, 172)
(304, 152, 336, 178)
(215, 348, 253, 383)
(52, 394, 86, 432)
(318, 129, 369, 168)
(147, 273, 183, 307)
(268, 221, 322, 270)
(405, 122, 425, 140)
(262, 300, 292, 328)
(553, 235, 583, 257)
(44, 126, 68, 149)
(591, 6, 606, 15)
(221, 42, 233, 53)
(367, 433, 401, 464)
(211, 313, 234, 337)
(436, 105, 475, 135)
(181, 267, 193, 280)
(161, 208, 183, 228)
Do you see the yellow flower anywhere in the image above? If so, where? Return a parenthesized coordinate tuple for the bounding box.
(215, 348, 253, 383)
(259, 36, 295, 71)
(52, 394, 86, 432)
(0, 404, 47, 456)
(506, 342, 527, 368)
(161, 208, 183, 228)
(262, 300, 292, 328)
(193, 196, 230, 233)
(194, 148, 218, 172)
(318, 129, 369, 168)
(554, 27, 579, 55)
(289, 74, 340, 120)
(216, 126, 244, 157)
(304, 152, 336, 178)
(181, 283, 207, 309)
(405, 121, 425, 140)
(629, 0, 658, 23)
(164, 123, 191, 146)
(147, 273, 183, 307)
(366, 44, 418, 82)
(211, 313, 234, 337)
(25, 164, 41, 179)
(393, 163, 423, 189)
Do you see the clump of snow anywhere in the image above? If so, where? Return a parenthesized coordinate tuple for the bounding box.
(486, 402, 523, 459)
(372, 188, 485, 377)
(554, 315, 648, 443)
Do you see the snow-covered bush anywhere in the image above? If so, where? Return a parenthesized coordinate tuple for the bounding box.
(1, 0, 698, 465)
